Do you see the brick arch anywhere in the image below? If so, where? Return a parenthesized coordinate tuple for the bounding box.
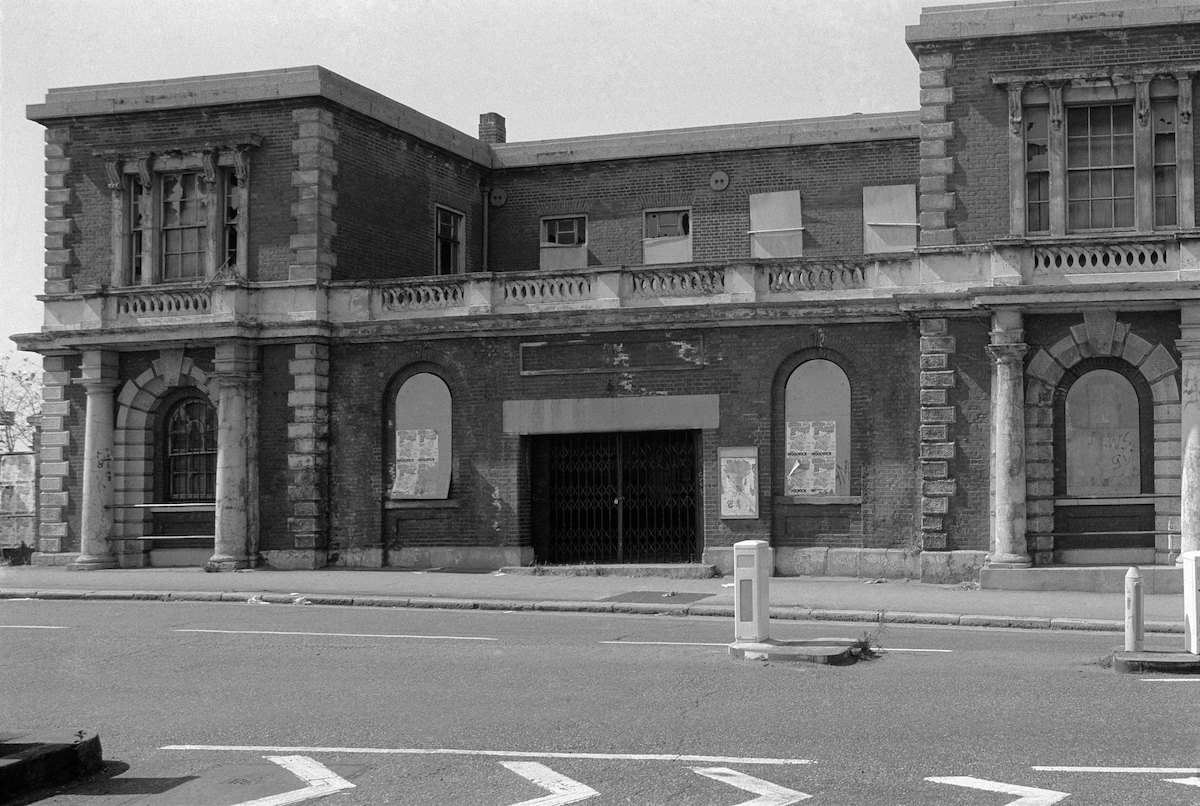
(112, 354, 216, 547)
(1023, 310, 1180, 564)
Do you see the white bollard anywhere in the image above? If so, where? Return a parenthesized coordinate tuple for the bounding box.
(1183, 551, 1200, 655)
(732, 539, 772, 643)
(1124, 566, 1143, 652)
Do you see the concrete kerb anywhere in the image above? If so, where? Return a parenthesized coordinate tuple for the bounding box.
(0, 588, 1186, 633)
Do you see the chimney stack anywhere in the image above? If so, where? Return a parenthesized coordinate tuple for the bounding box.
(479, 112, 507, 144)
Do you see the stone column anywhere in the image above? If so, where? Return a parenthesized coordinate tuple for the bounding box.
(1178, 305, 1200, 559)
(209, 341, 259, 570)
(69, 350, 119, 570)
(987, 313, 1032, 568)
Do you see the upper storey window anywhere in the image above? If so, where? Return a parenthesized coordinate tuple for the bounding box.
(540, 215, 588, 270)
(1004, 73, 1193, 238)
(643, 208, 692, 264)
(97, 137, 257, 287)
(435, 206, 465, 275)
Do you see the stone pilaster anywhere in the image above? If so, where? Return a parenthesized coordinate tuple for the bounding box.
(919, 318, 957, 550)
(209, 342, 259, 570)
(68, 350, 119, 570)
(917, 52, 956, 247)
(35, 355, 73, 559)
(1179, 305, 1200, 559)
(284, 343, 330, 568)
(987, 312, 1031, 568)
(290, 108, 339, 282)
(43, 127, 74, 295)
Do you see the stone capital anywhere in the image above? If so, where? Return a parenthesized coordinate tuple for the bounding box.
(986, 343, 1028, 365)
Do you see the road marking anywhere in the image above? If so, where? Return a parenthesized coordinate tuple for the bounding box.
(927, 776, 1068, 805)
(160, 744, 815, 766)
(1167, 777, 1200, 788)
(691, 767, 810, 805)
(600, 640, 727, 647)
(500, 761, 597, 805)
(229, 755, 354, 806)
(0, 625, 66, 629)
(1140, 678, 1200, 682)
(1033, 766, 1200, 773)
(172, 629, 496, 641)
(875, 647, 953, 653)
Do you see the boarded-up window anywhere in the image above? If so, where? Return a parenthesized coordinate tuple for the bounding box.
(540, 216, 588, 270)
(1065, 369, 1139, 496)
(643, 209, 692, 265)
(392, 373, 452, 499)
(749, 191, 804, 258)
(784, 359, 850, 497)
(862, 185, 917, 254)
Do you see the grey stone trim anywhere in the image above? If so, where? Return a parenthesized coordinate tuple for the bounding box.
(920, 318, 957, 550)
(286, 343, 330, 564)
(290, 109, 339, 282)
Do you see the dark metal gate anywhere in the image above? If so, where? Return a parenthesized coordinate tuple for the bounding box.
(531, 431, 699, 564)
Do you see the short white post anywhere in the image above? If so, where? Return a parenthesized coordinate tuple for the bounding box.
(1124, 567, 1144, 652)
(1183, 551, 1200, 654)
(733, 540, 772, 643)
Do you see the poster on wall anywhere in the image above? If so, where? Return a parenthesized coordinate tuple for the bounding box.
(719, 447, 759, 519)
(392, 429, 440, 497)
(786, 420, 836, 496)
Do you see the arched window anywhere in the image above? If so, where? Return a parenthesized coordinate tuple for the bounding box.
(784, 359, 851, 497)
(391, 372, 452, 499)
(1063, 368, 1143, 496)
(164, 396, 217, 502)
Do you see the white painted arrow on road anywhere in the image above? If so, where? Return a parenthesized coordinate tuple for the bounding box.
(1166, 776, 1200, 788)
(499, 761, 598, 805)
(927, 776, 1068, 805)
(691, 766, 810, 805)
(230, 755, 356, 806)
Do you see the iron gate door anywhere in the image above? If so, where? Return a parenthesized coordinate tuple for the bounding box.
(531, 431, 699, 564)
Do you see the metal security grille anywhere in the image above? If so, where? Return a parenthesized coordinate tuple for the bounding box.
(532, 431, 698, 564)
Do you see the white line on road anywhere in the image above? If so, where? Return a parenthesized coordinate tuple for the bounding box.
(600, 640, 727, 647)
(1033, 766, 1200, 773)
(692, 767, 811, 805)
(1139, 678, 1200, 682)
(875, 647, 953, 653)
(172, 629, 497, 641)
(0, 625, 66, 629)
(230, 755, 355, 806)
(927, 776, 1068, 805)
(160, 745, 816, 766)
(500, 761, 598, 805)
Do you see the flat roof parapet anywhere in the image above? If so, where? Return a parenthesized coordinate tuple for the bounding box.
(906, 0, 1200, 44)
(27, 66, 492, 165)
(493, 111, 920, 167)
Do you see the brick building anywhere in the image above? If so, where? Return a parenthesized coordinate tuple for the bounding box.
(16, 0, 1200, 582)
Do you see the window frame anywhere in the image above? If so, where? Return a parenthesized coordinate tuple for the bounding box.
(642, 207, 693, 265)
(1005, 74, 1194, 238)
(160, 393, 218, 504)
(100, 142, 254, 287)
(435, 205, 465, 276)
(541, 215, 587, 247)
(387, 370, 453, 501)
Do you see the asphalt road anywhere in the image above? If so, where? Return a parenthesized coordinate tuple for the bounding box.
(3, 598, 1198, 805)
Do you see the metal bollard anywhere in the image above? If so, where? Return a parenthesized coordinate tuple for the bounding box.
(732, 540, 771, 643)
(1124, 566, 1143, 652)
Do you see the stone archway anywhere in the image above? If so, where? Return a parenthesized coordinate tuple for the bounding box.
(111, 350, 215, 563)
(1024, 310, 1180, 565)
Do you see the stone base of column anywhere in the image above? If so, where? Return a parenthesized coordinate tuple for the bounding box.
(67, 554, 119, 571)
(204, 553, 252, 572)
(986, 553, 1033, 568)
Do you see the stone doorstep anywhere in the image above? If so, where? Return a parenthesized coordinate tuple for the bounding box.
(728, 637, 864, 665)
(499, 564, 718, 580)
(0, 730, 103, 799)
(1111, 649, 1200, 674)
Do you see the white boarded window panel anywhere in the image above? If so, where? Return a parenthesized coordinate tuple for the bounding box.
(862, 184, 917, 254)
(749, 191, 804, 258)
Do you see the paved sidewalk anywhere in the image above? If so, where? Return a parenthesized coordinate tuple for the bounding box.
(0, 564, 1188, 635)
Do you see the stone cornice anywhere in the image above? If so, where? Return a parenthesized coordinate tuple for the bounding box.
(907, 1, 1200, 46)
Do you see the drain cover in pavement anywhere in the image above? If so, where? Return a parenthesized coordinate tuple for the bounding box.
(600, 591, 714, 604)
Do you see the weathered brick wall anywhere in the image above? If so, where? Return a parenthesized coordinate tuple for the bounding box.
(49, 104, 299, 289)
(917, 23, 1200, 244)
(332, 108, 486, 281)
(324, 319, 928, 560)
(488, 140, 919, 272)
(946, 317, 992, 552)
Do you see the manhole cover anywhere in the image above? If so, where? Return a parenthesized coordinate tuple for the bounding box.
(600, 591, 713, 604)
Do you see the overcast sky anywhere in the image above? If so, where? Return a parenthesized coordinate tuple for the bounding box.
(0, 0, 953, 366)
